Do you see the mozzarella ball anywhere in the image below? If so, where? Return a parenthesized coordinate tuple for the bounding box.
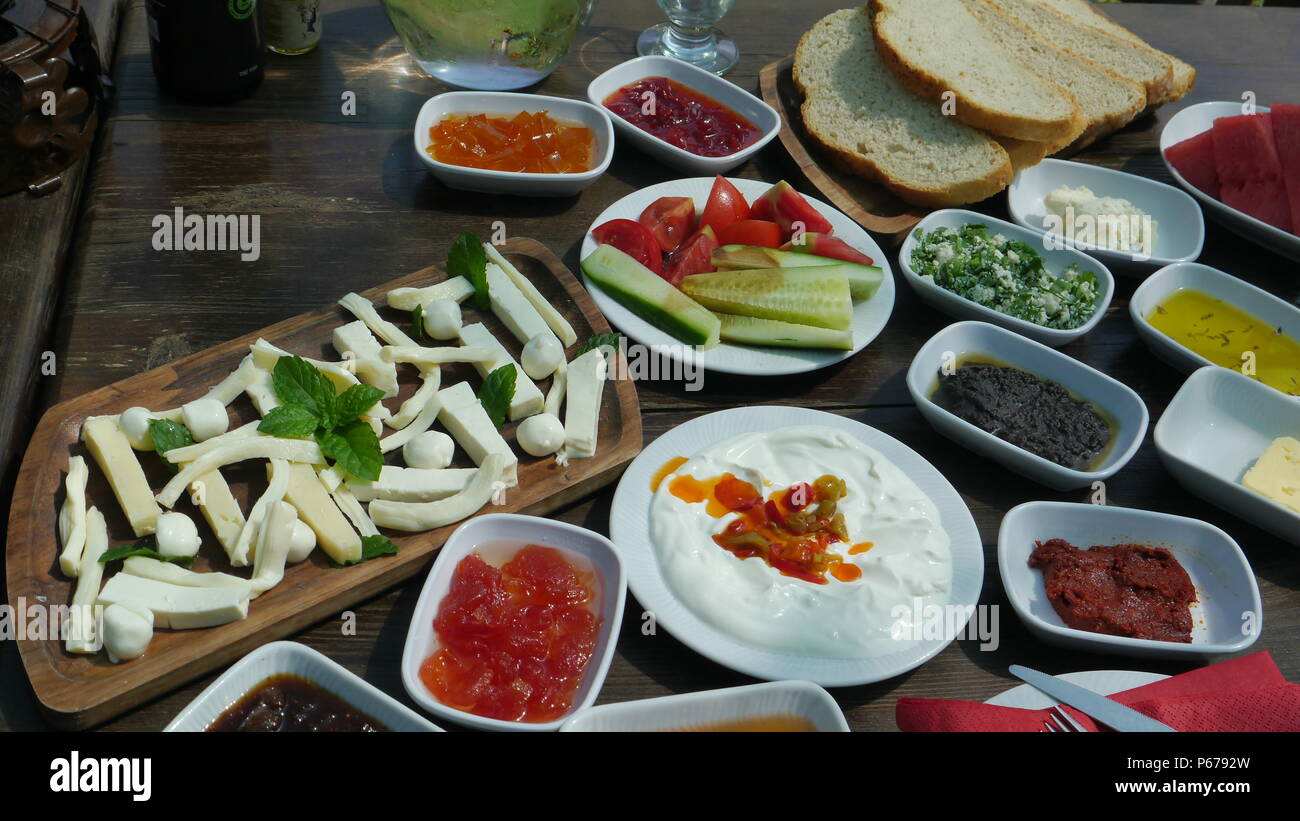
(521, 333, 563, 380)
(517, 413, 565, 457)
(286, 519, 317, 564)
(423, 299, 461, 340)
(181, 397, 230, 442)
(155, 511, 201, 558)
(403, 430, 455, 469)
(119, 407, 156, 451)
(103, 603, 153, 663)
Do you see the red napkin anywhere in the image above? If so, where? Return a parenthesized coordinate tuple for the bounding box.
(897, 652, 1300, 732)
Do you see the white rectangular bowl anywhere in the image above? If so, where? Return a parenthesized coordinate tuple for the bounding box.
(998, 501, 1262, 660)
(414, 91, 614, 196)
(400, 513, 626, 731)
(898, 209, 1114, 347)
(560, 680, 849, 732)
(165, 641, 443, 732)
(586, 55, 780, 175)
(1007, 158, 1204, 270)
(907, 321, 1148, 490)
(1129, 260, 1300, 379)
(1154, 366, 1300, 546)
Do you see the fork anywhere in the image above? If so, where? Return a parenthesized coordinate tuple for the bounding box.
(1042, 706, 1089, 732)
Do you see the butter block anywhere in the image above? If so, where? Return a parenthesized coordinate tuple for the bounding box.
(1242, 436, 1300, 514)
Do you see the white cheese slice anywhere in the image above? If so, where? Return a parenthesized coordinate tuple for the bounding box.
(162, 421, 260, 463)
(369, 453, 504, 531)
(379, 390, 442, 454)
(122, 556, 252, 591)
(333, 320, 399, 398)
(346, 466, 476, 502)
(330, 487, 380, 538)
(245, 366, 281, 416)
(388, 369, 440, 431)
(437, 381, 518, 487)
(381, 345, 497, 366)
(249, 501, 297, 596)
(386, 276, 475, 311)
(58, 455, 89, 577)
(65, 506, 108, 654)
(230, 458, 290, 567)
(158, 437, 323, 509)
(96, 573, 249, 630)
(563, 348, 607, 459)
(545, 361, 567, 417)
(457, 322, 544, 420)
(249, 338, 391, 422)
(281, 462, 362, 565)
(205, 355, 262, 405)
(483, 242, 577, 346)
(340, 292, 440, 427)
(191, 468, 246, 558)
(486, 262, 559, 349)
(82, 416, 162, 537)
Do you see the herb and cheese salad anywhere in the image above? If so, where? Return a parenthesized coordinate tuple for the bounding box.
(909, 223, 1100, 331)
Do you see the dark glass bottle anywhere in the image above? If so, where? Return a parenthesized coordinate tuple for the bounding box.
(145, 0, 265, 102)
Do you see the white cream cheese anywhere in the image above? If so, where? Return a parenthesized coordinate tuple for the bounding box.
(1044, 185, 1157, 253)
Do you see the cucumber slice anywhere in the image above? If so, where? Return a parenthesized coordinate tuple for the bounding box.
(581, 244, 720, 348)
(679, 267, 853, 331)
(712, 245, 883, 301)
(715, 313, 854, 350)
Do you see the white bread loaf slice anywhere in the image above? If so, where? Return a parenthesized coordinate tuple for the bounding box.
(869, 0, 1084, 145)
(1032, 0, 1194, 104)
(963, 0, 1145, 150)
(793, 7, 1013, 207)
(996, 136, 1050, 172)
(985, 0, 1173, 103)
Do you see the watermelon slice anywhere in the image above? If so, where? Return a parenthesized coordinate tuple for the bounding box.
(1212, 113, 1292, 232)
(1164, 129, 1220, 198)
(1270, 104, 1300, 236)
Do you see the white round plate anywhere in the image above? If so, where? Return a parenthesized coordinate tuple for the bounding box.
(985, 670, 1169, 708)
(608, 406, 983, 687)
(580, 177, 895, 376)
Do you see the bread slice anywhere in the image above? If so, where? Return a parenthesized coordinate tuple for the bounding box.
(996, 136, 1051, 172)
(869, 0, 1084, 144)
(1033, 0, 1195, 104)
(984, 0, 1173, 103)
(963, 0, 1145, 150)
(793, 7, 1012, 207)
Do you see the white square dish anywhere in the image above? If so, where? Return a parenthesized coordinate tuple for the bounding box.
(998, 501, 1262, 660)
(586, 55, 780, 175)
(898, 209, 1114, 347)
(906, 321, 1148, 491)
(559, 680, 849, 732)
(400, 513, 626, 731)
(164, 641, 443, 732)
(1154, 366, 1300, 546)
(413, 91, 614, 196)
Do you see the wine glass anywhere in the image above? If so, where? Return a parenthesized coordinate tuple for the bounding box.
(636, 0, 739, 75)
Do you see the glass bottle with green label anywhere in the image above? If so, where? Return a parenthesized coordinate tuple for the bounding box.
(145, 0, 265, 101)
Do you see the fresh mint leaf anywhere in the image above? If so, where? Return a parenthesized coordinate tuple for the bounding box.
(411, 303, 426, 341)
(478, 364, 517, 430)
(329, 534, 399, 567)
(148, 419, 195, 475)
(271, 355, 336, 421)
(574, 332, 622, 360)
(332, 384, 385, 424)
(316, 419, 383, 482)
(447, 232, 489, 311)
(98, 536, 196, 568)
(258, 404, 320, 439)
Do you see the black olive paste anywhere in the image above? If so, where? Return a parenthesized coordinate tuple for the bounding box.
(206, 674, 389, 732)
(932, 364, 1111, 470)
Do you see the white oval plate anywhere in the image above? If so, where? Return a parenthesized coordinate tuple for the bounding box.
(1160, 101, 1300, 263)
(608, 406, 982, 687)
(559, 680, 849, 732)
(985, 670, 1168, 708)
(580, 177, 895, 376)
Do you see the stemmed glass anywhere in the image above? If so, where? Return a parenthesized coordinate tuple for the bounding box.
(636, 0, 740, 75)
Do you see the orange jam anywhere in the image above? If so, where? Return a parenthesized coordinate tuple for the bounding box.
(676, 473, 864, 585)
(651, 456, 689, 491)
(420, 545, 600, 723)
(426, 111, 594, 173)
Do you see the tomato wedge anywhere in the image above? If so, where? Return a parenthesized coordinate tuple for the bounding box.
(638, 196, 697, 254)
(662, 225, 718, 286)
(716, 219, 782, 249)
(591, 218, 662, 275)
(780, 233, 875, 266)
(699, 175, 750, 234)
(762, 180, 834, 238)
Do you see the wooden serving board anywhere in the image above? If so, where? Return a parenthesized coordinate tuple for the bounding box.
(760, 55, 928, 243)
(6, 237, 642, 729)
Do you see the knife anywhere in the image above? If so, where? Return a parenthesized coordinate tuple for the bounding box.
(1009, 665, 1178, 732)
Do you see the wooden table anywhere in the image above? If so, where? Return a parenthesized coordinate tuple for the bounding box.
(3, 0, 1298, 731)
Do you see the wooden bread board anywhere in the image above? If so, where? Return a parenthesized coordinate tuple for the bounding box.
(6, 237, 642, 729)
(760, 55, 928, 243)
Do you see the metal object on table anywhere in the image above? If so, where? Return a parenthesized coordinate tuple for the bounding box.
(0, 0, 107, 196)
(1010, 664, 1178, 732)
(1042, 706, 1089, 733)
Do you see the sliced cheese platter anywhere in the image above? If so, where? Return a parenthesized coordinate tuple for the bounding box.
(6, 237, 641, 728)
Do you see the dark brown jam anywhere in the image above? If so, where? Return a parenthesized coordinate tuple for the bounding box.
(932, 363, 1111, 470)
(206, 674, 389, 732)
